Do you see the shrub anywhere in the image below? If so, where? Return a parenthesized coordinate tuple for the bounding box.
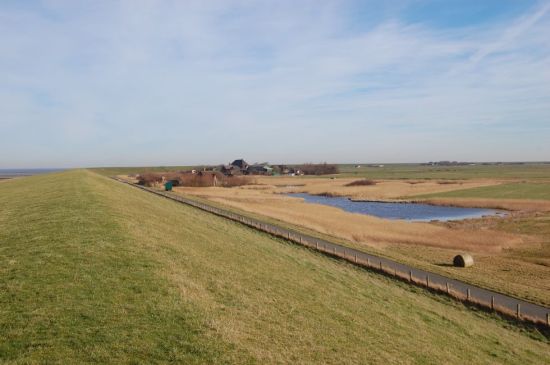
(137, 171, 255, 188)
(298, 163, 339, 175)
(345, 179, 377, 186)
(221, 176, 255, 187)
(177, 174, 214, 187)
(137, 173, 164, 187)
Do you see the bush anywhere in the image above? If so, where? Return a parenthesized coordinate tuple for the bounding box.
(221, 176, 255, 187)
(178, 174, 215, 187)
(137, 173, 164, 187)
(137, 171, 255, 188)
(298, 163, 339, 175)
(345, 179, 377, 186)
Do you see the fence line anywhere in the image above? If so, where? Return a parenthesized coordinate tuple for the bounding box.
(113, 178, 550, 327)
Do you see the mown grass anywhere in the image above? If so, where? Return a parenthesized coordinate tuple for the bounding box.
(0, 171, 244, 364)
(415, 182, 550, 200)
(1, 170, 549, 363)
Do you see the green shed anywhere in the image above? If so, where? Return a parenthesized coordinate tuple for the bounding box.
(164, 181, 173, 191)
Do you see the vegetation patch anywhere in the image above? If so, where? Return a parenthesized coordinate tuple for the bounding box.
(415, 182, 550, 201)
(296, 163, 339, 175)
(1, 170, 549, 363)
(137, 171, 254, 188)
(345, 179, 377, 186)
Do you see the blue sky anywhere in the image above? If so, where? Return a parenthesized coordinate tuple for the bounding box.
(1, 0, 549, 168)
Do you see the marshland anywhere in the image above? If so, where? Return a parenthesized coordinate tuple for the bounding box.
(113, 163, 550, 307)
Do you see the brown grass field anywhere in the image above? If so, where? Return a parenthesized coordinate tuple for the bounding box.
(250, 176, 500, 200)
(174, 185, 521, 252)
(139, 174, 550, 307)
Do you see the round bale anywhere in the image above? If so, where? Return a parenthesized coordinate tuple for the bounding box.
(453, 253, 474, 268)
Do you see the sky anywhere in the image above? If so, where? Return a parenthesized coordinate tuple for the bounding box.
(1, 0, 549, 168)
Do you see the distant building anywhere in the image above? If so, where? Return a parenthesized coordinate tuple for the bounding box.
(230, 159, 249, 170)
(248, 164, 273, 175)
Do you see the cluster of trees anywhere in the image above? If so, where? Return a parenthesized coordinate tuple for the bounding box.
(297, 163, 339, 175)
(137, 172, 253, 188)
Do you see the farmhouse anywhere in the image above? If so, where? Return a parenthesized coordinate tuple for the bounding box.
(231, 159, 249, 170)
(248, 164, 273, 175)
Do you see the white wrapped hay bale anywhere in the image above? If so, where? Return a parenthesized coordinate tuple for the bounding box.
(453, 253, 474, 268)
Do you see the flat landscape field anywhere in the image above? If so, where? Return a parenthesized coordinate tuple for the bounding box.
(416, 182, 550, 200)
(159, 169, 550, 307)
(1, 170, 549, 363)
(337, 163, 550, 180)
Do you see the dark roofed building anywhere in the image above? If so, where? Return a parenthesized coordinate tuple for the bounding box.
(248, 164, 273, 175)
(230, 159, 249, 170)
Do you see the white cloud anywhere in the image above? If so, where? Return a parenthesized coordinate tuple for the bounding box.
(0, 0, 549, 167)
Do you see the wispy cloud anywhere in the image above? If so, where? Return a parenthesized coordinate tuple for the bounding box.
(0, 0, 549, 167)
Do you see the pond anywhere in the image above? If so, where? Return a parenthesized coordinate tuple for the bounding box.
(287, 193, 503, 222)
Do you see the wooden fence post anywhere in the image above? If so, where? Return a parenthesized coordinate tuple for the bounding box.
(446, 282, 450, 294)
(467, 288, 471, 301)
(491, 296, 495, 310)
(517, 303, 521, 319)
(354, 254, 357, 263)
(426, 275, 429, 288)
(409, 270, 412, 282)
(379, 261, 382, 270)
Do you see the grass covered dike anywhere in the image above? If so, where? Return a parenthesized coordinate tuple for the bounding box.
(0, 170, 549, 363)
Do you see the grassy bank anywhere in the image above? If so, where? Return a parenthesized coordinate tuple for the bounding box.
(1, 170, 549, 363)
(415, 182, 550, 200)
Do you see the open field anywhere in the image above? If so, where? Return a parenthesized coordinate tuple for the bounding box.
(410, 182, 550, 212)
(95, 162, 550, 180)
(251, 176, 500, 200)
(157, 173, 550, 306)
(416, 182, 550, 201)
(337, 163, 550, 180)
(1, 170, 549, 363)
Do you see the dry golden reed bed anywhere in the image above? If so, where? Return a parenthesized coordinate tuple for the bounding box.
(175, 184, 522, 253)
(166, 175, 550, 305)
(252, 176, 498, 200)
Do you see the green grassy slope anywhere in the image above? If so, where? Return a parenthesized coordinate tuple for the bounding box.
(0, 171, 548, 364)
(414, 182, 550, 200)
(0, 170, 242, 364)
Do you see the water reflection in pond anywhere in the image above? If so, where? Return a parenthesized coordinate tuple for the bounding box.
(287, 193, 503, 222)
